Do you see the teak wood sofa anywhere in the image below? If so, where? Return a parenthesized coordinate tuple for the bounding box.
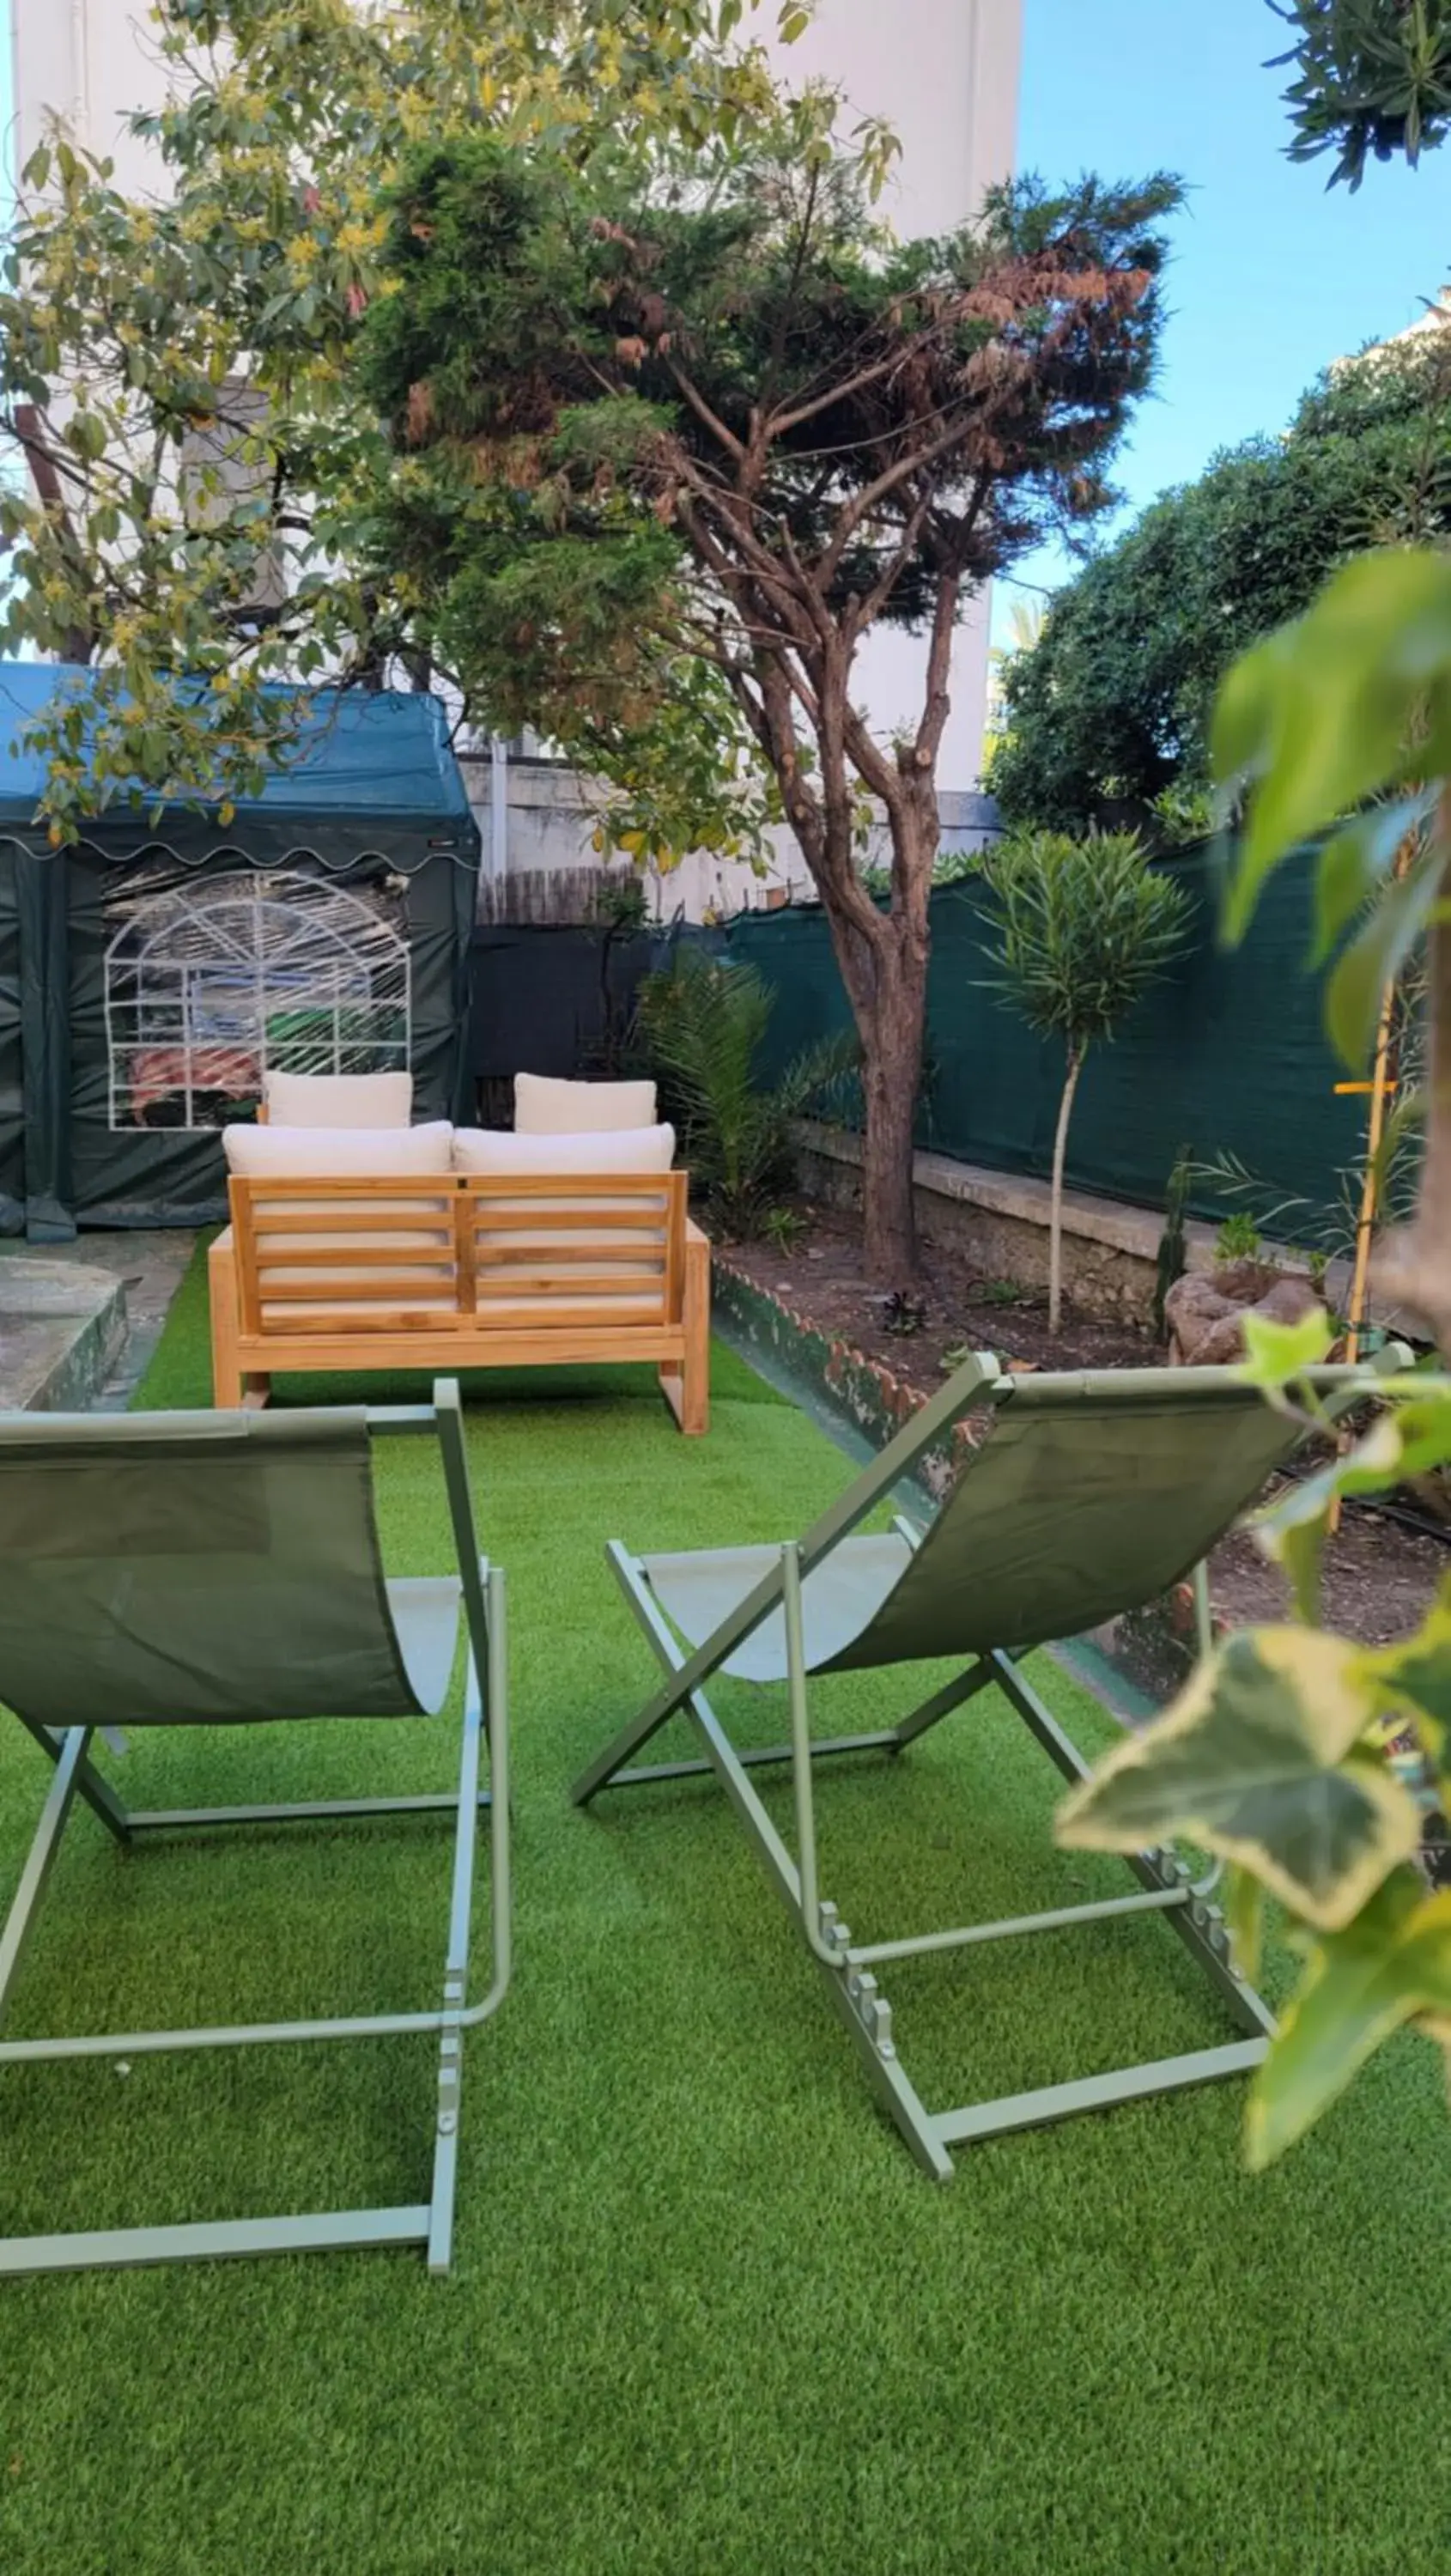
(209, 1165, 710, 1432)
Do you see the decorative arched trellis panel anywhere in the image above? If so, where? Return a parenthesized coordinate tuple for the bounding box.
(103, 867, 410, 1130)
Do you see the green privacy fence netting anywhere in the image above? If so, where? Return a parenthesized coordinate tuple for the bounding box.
(726, 843, 1369, 1235)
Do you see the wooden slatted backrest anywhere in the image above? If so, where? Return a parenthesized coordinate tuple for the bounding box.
(229, 1170, 689, 1339)
(230, 1175, 460, 1336)
(463, 1171, 686, 1331)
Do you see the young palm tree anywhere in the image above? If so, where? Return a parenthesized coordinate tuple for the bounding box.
(977, 830, 1193, 1333)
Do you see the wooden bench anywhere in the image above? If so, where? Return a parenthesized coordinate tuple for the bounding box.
(209, 1170, 710, 1432)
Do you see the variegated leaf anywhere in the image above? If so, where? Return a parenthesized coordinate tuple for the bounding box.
(1055, 1625, 1423, 1930)
(1362, 1574, 1451, 1759)
(1247, 1876, 1451, 2169)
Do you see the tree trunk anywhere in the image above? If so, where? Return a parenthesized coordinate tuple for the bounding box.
(843, 909, 927, 1281)
(767, 669, 936, 1282)
(1048, 1047, 1084, 1336)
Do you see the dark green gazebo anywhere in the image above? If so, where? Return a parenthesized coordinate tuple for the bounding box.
(0, 665, 480, 1239)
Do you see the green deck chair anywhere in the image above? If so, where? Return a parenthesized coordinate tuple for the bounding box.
(0, 1378, 508, 2279)
(573, 1348, 1399, 2178)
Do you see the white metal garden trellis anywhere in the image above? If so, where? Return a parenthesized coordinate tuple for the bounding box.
(104, 867, 411, 1130)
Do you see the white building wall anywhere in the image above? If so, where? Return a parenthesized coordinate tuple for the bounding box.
(764, 0, 1023, 789)
(10, 0, 169, 192)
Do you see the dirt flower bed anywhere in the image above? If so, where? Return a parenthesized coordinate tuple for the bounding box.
(723, 1206, 1446, 1649)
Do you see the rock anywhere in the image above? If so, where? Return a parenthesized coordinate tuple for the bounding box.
(1164, 1266, 1322, 1368)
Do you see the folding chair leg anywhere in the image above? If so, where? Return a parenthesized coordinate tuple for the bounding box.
(584, 1553, 1274, 2178)
(11, 1709, 132, 1848)
(0, 1727, 92, 2023)
(600, 1545, 951, 2180)
(428, 1662, 484, 2275)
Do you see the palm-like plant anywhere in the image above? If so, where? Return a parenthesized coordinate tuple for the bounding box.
(977, 830, 1193, 1332)
(636, 951, 854, 1236)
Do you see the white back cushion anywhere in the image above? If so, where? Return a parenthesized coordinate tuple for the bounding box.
(514, 1073, 658, 1134)
(264, 1070, 414, 1127)
(452, 1123, 675, 1175)
(224, 1121, 454, 1177)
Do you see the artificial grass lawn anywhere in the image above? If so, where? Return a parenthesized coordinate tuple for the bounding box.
(0, 1244, 1447, 2573)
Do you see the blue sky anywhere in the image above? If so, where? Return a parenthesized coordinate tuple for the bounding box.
(999, 0, 1451, 633)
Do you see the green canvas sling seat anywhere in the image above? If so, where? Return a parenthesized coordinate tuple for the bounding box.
(572, 1349, 1402, 2179)
(0, 1380, 508, 2281)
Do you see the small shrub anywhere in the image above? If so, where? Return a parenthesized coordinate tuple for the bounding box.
(877, 1288, 928, 1337)
(1215, 1211, 1261, 1263)
(975, 829, 1192, 1332)
(760, 1205, 810, 1255)
(635, 949, 855, 1235)
(974, 1278, 1029, 1308)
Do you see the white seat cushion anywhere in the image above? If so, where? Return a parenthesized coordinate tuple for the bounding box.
(264, 1070, 414, 1128)
(223, 1121, 454, 1176)
(451, 1123, 674, 1175)
(514, 1073, 657, 1133)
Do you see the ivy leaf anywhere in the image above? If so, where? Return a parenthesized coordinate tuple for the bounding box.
(1250, 1413, 1403, 1623)
(1311, 788, 1436, 963)
(1392, 1390, 1451, 1479)
(1217, 550, 1451, 940)
(1325, 832, 1449, 1067)
(1055, 1626, 1424, 1930)
(1237, 1303, 1333, 1394)
(1362, 1575, 1451, 1756)
(1247, 1876, 1451, 2170)
(1224, 1861, 1265, 1984)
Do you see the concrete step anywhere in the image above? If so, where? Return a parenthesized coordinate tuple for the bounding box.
(0, 1256, 130, 1412)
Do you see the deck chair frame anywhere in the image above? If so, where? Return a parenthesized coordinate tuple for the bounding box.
(574, 1350, 1395, 2179)
(0, 1380, 509, 2280)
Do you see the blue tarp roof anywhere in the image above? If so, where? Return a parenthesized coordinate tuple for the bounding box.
(0, 662, 473, 823)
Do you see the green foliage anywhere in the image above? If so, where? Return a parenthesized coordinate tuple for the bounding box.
(878, 1289, 928, 1336)
(361, 136, 1179, 1273)
(760, 1203, 810, 1254)
(635, 948, 854, 1233)
(1271, 0, 1451, 187)
(1249, 1869, 1451, 2164)
(1211, 546, 1451, 1039)
(976, 827, 1192, 1331)
(0, 0, 811, 836)
(975, 830, 1193, 1057)
(1059, 1621, 1425, 1931)
(992, 338, 1451, 832)
(1215, 1211, 1264, 1262)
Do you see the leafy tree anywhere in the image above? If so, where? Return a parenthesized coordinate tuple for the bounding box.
(975, 830, 1191, 1332)
(359, 140, 1180, 1275)
(1270, 0, 1451, 187)
(0, 0, 822, 837)
(992, 333, 1451, 833)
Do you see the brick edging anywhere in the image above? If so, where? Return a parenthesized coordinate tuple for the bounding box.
(712, 1252, 983, 1503)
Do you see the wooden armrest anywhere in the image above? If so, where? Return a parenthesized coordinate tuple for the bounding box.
(685, 1217, 711, 1249)
(210, 1224, 235, 1256)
